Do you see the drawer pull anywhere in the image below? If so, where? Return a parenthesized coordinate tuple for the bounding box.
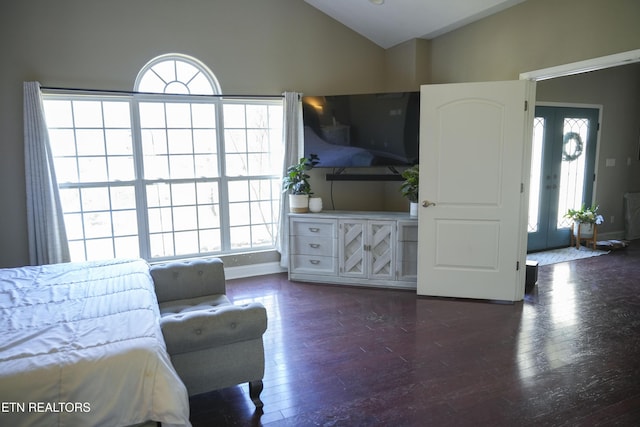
(309, 243, 320, 248)
(309, 259, 320, 265)
(309, 227, 320, 232)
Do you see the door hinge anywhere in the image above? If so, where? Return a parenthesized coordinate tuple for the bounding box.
(516, 261, 520, 271)
(520, 183, 524, 193)
(524, 100, 529, 111)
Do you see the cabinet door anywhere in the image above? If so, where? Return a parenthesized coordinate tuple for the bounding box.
(339, 220, 366, 278)
(397, 221, 418, 281)
(368, 221, 395, 281)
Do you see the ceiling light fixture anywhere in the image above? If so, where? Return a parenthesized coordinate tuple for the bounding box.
(369, 0, 384, 5)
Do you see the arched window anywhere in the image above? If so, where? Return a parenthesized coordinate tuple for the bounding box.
(135, 54, 221, 95)
(43, 54, 283, 262)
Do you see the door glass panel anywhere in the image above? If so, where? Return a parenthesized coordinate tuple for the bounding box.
(556, 118, 590, 228)
(528, 117, 545, 232)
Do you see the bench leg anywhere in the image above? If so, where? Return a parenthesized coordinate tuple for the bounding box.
(249, 380, 264, 409)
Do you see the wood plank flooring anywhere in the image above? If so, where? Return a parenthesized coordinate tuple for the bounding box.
(189, 242, 640, 426)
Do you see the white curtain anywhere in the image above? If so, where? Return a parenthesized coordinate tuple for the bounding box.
(24, 81, 70, 265)
(276, 92, 304, 268)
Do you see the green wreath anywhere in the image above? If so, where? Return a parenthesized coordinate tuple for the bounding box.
(562, 132, 583, 162)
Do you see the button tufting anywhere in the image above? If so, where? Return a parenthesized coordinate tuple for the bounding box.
(230, 322, 237, 329)
(198, 270, 204, 276)
(195, 328, 202, 335)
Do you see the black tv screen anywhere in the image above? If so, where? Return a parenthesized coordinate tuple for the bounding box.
(302, 92, 420, 168)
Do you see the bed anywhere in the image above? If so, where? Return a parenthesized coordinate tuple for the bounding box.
(0, 258, 191, 427)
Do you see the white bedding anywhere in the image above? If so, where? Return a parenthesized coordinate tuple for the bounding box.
(0, 259, 191, 427)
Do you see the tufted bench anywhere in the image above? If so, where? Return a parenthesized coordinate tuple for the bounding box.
(150, 258, 267, 408)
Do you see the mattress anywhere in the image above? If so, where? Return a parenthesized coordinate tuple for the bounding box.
(0, 258, 191, 427)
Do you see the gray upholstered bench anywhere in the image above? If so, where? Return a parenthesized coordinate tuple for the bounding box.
(150, 258, 267, 408)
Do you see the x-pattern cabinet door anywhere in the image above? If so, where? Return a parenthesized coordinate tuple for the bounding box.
(339, 219, 395, 280)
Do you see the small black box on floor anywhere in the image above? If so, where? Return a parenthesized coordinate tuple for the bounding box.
(525, 260, 538, 291)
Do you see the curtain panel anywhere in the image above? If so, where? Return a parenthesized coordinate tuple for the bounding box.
(276, 92, 303, 268)
(23, 81, 70, 265)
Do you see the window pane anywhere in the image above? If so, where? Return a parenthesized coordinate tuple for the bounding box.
(49, 129, 76, 156)
(224, 104, 246, 128)
(103, 102, 131, 128)
(150, 233, 174, 257)
(139, 103, 166, 128)
(112, 210, 138, 236)
(148, 207, 173, 233)
(175, 230, 199, 255)
(169, 155, 195, 179)
(108, 157, 135, 181)
(166, 103, 192, 128)
(169, 183, 195, 206)
(193, 129, 216, 153)
(78, 157, 108, 182)
(192, 104, 216, 128)
(228, 180, 249, 203)
(64, 213, 84, 240)
(81, 187, 110, 211)
(229, 202, 250, 227)
(199, 229, 221, 252)
(197, 205, 220, 228)
(194, 154, 218, 178)
(105, 130, 133, 155)
(110, 186, 136, 210)
(168, 129, 193, 154)
(115, 236, 140, 258)
(73, 101, 103, 127)
(44, 100, 73, 127)
(147, 184, 171, 208)
(76, 129, 105, 156)
(225, 129, 246, 153)
(83, 212, 112, 238)
(173, 206, 198, 231)
(196, 182, 219, 204)
(230, 226, 251, 249)
(86, 238, 114, 259)
(55, 158, 79, 183)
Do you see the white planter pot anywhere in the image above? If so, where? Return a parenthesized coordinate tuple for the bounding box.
(309, 197, 323, 213)
(574, 221, 594, 238)
(289, 194, 309, 213)
(409, 202, 418, 217)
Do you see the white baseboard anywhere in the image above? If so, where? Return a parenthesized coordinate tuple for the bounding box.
(225, 262, 287, 280)
(598, 230, 627, 241)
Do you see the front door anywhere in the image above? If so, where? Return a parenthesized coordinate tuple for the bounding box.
(417, 80, 536, 302)
(527, 106, 599, 251)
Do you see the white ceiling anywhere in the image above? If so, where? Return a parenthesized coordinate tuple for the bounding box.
(304, 0, 527, 49)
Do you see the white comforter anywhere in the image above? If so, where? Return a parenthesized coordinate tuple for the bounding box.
(0, 259, 191, 427)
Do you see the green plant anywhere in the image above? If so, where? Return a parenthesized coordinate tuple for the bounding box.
(564, 204, 604, 224)
(282, 154, 320, 195)
(399, 164, 419, 203)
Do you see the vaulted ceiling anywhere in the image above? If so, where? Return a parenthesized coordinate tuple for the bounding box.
(304, 0, 527, 49)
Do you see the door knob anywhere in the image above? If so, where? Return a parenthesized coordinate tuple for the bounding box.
(422, 200, 436, 208)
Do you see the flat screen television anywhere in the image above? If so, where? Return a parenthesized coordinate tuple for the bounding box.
(302, 92, 420, 169)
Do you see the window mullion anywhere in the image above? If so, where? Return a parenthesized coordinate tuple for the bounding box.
(217, 99, 231, 252)
(130, 96, 151, 259)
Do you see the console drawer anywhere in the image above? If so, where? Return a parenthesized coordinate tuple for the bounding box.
(290, 255, 336, 275)
(290, 219, 336, 237)
(290, 235, 335, 257)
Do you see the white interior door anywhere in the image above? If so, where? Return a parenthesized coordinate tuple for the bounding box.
(417, 80, 536, 301)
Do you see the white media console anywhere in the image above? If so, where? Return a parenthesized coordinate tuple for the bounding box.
(288, 211, 418, 289)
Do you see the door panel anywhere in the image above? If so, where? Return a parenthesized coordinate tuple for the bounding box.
(527, 106, 599, 252)
(417, 80, 536, 302)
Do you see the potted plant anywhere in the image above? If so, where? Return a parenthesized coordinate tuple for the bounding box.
(399, 164, 419, 216)
(282, 154, 319, 213)
(564, 204, 604, 237)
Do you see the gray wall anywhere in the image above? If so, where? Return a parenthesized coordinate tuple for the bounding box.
(1, 0, 638, 267)
(427, 0, 640, 237)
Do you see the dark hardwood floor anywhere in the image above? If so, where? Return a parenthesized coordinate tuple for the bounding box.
(190, 242, 640, 426)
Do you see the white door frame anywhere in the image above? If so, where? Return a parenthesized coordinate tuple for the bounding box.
(519, 49, 640, 82)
